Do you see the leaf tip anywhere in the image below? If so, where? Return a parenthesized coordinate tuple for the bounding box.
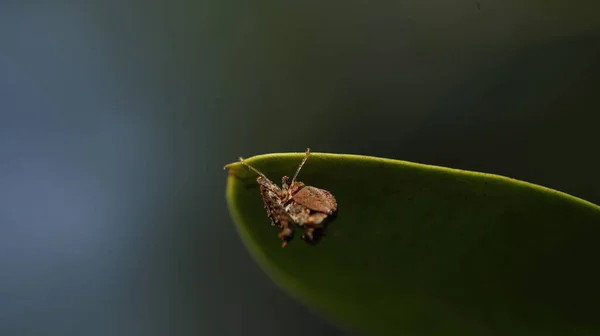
(224, 161, 248, 181)
(224, 158, 243, 168)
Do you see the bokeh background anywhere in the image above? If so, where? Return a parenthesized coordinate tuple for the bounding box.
(1, 0, 599, 335)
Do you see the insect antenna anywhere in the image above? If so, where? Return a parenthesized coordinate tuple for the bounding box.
(290, 148, 311, 185)
(239, 157, 271, 181)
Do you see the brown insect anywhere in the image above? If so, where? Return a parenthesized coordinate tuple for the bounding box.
(238, 148, 338, 247)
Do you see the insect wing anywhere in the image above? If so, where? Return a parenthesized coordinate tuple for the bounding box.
(292, 186, 337, 215)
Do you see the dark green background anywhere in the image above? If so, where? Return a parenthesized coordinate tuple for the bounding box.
(0, 1, 598, 335)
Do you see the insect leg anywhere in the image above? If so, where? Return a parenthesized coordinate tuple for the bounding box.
(261, 186, 296, 247)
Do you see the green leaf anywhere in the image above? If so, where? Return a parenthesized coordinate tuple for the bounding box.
(224, 151, 600, 336)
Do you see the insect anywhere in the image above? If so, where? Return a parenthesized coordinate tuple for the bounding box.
(238, 148, 338, 247)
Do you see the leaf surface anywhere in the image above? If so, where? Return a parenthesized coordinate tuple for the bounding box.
(225, 151, 600, 336)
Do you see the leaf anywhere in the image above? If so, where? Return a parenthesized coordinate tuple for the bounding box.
(224, 151, 600, 336)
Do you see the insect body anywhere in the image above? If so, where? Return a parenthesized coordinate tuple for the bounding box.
(238, 148, 337, 247)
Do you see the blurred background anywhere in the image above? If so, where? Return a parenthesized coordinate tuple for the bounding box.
(1, 0, 599, 335)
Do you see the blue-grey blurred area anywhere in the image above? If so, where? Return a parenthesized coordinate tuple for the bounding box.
(0, 0, 599, 335)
